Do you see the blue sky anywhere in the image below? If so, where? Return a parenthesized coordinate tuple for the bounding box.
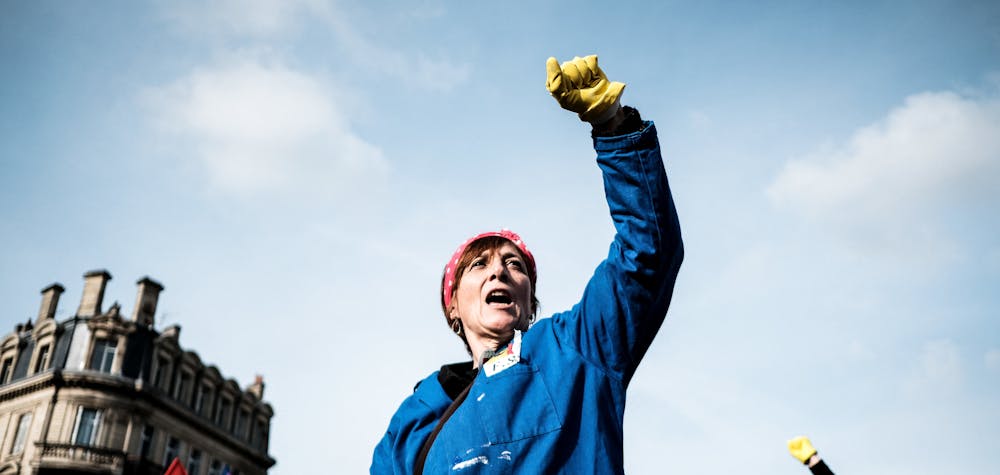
(2, 1, 999, 473)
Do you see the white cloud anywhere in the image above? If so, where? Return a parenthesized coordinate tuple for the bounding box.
(309, 2, 470, 92)
(159, 0, 470, 92)
(160, 0, 315, 37)
(143, 58, 388, 196)
(767, 89, 1000, 255)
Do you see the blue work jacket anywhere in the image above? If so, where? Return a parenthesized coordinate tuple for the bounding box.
(372, 121, 683, 474)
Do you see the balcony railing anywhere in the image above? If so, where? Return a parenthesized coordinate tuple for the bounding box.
(36, 442, 126, 470)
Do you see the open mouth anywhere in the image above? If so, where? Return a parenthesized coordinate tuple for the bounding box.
(485, 290, 513, 305)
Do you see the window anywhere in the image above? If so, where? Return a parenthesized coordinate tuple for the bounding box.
(215, 398, 231, 427)
(139, 425, 155, 459)
(163, 436, 180, 466)
(234, 409, 248, 439)
(73, 408, 101, 446)
(173, 372, 191, 402)
(33, 344, 50, 374)
(0, 357, 13, 384)
(253, 419, 268, 451)
(187, 448, 202, 475)
(153, 357, 171, 390)
(11, 413, 32, 454)
(89, 339, 117, 373)
(207, 460, 223, 475)
(194, 384, 211, 415)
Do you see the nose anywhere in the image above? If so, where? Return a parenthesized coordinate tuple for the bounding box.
(487, 256, 508, 281)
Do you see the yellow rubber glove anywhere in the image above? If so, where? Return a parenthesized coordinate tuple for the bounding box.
(787, 436, 818, 464)
(545, 55, 625, 124)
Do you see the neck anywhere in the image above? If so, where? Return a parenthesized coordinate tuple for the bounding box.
(467, 332, 513, 369)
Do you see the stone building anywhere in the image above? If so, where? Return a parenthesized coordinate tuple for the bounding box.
(0, 270, 276, 475)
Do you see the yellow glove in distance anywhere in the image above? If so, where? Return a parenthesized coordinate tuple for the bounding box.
(545, 55, 625, 124)
(787, 435, 818, 464)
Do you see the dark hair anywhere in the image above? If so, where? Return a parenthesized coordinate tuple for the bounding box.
(440, 236, 539, 354)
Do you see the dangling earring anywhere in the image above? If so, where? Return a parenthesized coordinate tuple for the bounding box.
(451, 319, 463, 336)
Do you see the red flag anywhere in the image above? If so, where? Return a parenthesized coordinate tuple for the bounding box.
(163, 457, 188, 475)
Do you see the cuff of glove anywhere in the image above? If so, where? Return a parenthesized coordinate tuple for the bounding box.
(582, 96, 622, 125)
(798, 450, 818, 464)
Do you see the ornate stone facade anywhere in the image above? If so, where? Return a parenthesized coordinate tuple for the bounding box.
(0, 271, 275, 475)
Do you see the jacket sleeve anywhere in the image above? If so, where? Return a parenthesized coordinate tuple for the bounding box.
(809, 460, 835, 475)
(550, 121, 683, 384)
(370, 431, 396, 474)
(370, 374, 451, 474)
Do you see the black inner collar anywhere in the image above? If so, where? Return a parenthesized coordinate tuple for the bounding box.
(437, 361, 477, 400)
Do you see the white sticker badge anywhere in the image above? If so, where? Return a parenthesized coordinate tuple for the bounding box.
(483, 330, 522, 377)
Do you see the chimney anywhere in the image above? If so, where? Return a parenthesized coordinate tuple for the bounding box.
(37, 283, 65, 322)
(162, 324, 181, 340)
(77, 270, 112, 317)
(247, 375, 265, 400)
(131, 277, 164, 327)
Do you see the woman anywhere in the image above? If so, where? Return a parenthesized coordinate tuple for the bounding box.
(371, 55, 684, 474)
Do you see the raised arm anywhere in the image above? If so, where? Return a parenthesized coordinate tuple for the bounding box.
(789, 436, 836, 475)
(545, 55, 684, 384)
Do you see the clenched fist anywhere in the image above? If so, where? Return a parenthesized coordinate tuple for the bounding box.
(546, 55, 625, 124)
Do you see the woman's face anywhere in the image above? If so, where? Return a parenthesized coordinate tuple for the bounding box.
(452, 241, 533, 340)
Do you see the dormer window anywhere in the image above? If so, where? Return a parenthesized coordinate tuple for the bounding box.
(195, 384, 212, 416)
(253, 418, 269, 451)
(33, 344, 51, 374)
(0, 357, 13, 384)
(89, 339, 117, 373)
(152, 356, 171, 391)
(215, 398, 231, 428)
(173, 371, 192, 402)
(234, 409, 249, 439)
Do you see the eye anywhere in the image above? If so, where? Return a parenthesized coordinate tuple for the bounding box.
(505, 258, 524, 270)
(470, 258, 486, 269)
